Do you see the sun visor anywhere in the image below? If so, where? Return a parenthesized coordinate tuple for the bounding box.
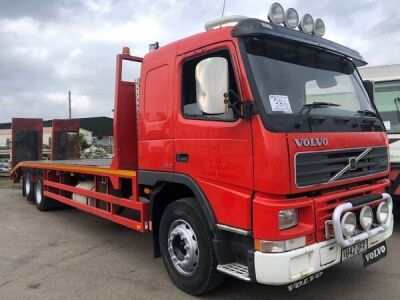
(232, 18, 367, 67)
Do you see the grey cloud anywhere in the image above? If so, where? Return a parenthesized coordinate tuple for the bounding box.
(0, 0, 84, 20)
(0, 0, 399, 123)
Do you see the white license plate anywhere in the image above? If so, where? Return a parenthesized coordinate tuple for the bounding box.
(341, 240, 368, 262)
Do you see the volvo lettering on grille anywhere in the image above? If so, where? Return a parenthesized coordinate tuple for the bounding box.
(294, 138, 328, 147)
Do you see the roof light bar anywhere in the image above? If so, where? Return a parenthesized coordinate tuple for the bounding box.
(204, 3, 327, 37)
(266, 3, 326, 36)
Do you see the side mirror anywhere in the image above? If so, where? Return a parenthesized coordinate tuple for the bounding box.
(363, 80, 375, 104)
(195, 57, 228, 114)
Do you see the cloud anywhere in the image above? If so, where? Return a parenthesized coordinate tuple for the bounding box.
(0, 0, 77, 20)
(0, 0, 399, 123)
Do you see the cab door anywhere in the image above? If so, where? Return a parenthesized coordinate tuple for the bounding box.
(174, 42, 254, 230)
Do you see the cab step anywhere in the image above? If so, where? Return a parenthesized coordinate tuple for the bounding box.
(217, 263, 251, 281)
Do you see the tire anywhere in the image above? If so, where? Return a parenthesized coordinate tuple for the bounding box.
(34, 178, 55, 211)
(393, 197, 400, 217)
(23, 173, 35, 202)
(159, 198, 225, 295)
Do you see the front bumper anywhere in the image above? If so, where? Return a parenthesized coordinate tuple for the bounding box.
(254, 193, 394, 285)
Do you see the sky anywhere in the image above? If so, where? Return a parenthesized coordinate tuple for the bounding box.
(0, 0, 399, 123)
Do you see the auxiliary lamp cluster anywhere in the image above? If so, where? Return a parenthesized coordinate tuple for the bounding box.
(268, 2, 325, 37)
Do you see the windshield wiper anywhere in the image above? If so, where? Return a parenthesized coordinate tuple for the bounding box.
(295, 102, 341, 128)
(356, 109, 380, 119)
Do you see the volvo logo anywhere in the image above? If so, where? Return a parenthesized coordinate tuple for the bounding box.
(349, 157, 357, 171)
(329, 148, 372, 182)
(294, 138, 328, 147)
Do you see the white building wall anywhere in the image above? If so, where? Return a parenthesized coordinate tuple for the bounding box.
(0, 129, 11, 148)
(0, 127, 93, 148)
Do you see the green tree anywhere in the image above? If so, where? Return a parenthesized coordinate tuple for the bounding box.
(79, 133, 89, 150)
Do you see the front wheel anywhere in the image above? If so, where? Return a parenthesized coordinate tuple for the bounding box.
(159, 198, 225, 295)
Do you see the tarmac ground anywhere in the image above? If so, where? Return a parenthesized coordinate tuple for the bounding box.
(0, 186, 400, 300)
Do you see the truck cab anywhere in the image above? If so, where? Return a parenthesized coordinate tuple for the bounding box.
(136, 11, 393, 293)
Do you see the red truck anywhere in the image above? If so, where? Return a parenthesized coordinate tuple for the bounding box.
(10, 4, 394, 295)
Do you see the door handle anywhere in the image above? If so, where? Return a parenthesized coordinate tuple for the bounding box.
(176, 153, 189, 163)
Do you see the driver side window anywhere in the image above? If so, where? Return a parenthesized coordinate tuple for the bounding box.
(181, 49, 239, 121)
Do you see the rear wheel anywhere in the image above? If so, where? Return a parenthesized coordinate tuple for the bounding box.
(23, 173, 34, 202)
(34, 178, 55, 211)
(159, 198, 224, 295)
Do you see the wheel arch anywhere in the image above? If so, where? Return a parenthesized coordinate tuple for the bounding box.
(138, 171, 217, 257)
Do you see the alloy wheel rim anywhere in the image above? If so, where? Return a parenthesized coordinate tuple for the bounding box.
(24, 175, 31, 195)
(35, 181, 42, 204)
(167, 219, 199, 276)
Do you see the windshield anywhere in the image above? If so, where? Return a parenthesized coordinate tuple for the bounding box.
(241, 36, 382, 132)
(373, 81, 400, 134)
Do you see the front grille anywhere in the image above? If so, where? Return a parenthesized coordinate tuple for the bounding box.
(296, 146, 388, 188)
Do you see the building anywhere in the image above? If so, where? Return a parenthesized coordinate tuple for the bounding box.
(0, 117, 113, 159)
(0, 127, 93, 147)
(77, 117, 114, 151)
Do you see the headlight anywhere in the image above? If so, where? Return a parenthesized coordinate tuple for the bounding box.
(299, 14, 314, 34)
(268, 2, 285, 25)
(284, 8, 299, 29)
(359, 206, 373, 231)
(279, 208, 298, 230)
(376, 202, 389, 224)
(313, 18, 325, 37)
(341, 212, 356, 237)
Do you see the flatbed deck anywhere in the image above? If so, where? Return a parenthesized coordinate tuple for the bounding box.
(31, 159, 112, 167)
(11, 158, 147, 233)
(11, 159, 136, 178)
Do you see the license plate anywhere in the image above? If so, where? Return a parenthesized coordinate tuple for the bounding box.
(341, 240, 368, 262)
(363, 241, 387, 267)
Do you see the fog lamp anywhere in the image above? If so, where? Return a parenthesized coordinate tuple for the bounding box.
(299, 14, 314, 34)
(284, 8, 299, 29)
(341, 212, 356, 237)
(268, 3, 285, 25)
(313, 18, 325, 37)
(376, 202, 389, 224)
(359, 206, 373, 231)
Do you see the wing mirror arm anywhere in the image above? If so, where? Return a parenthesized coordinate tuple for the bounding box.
(242, 102, 253, 120)
(225, 90, 242, 119)
(226, 89, 253, 120)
